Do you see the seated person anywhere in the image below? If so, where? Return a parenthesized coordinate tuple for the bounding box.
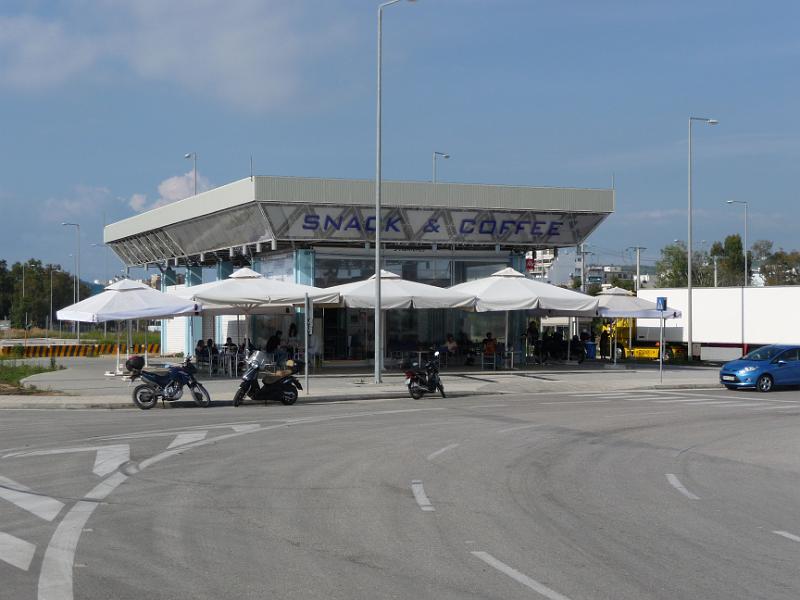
(445, 334, 458, 355)
(206, 338, 219, 356)
(223, 337, 237, 351)
(195, 339, 206, 358)
(482, 332, 497, 355)
(265, 331, 282, 354)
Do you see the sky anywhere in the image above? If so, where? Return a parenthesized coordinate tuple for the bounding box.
(1, 0, 798, 281)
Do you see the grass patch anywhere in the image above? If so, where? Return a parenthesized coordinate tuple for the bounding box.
(0, 360, 61, 395)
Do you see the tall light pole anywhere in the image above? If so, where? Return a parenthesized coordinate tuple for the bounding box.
(687, 116, 718, 360)
(628, 246, 646, 292)
(375, 0, 416, 384)
(432, 151, 449, 183)
(726, 200, 749, 286)
(185, 152, 197, 196)
(48, 266, 60, 341)
(62, 222, 81, 342)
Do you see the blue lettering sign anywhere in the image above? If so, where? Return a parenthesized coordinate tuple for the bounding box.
(479, 220, 496, 234)
(531, 221, 546, 235)
(364, 216, 376, 232)
(344, 216, 361, 231)
(460, 219, 475, 234)
(324, 215, 343, 231)
(547, 221, 563, 236)
(515, 221, 530, 234)
(385, 216, 402, 232)
(499, 220, 515, 235)
(302, 214, 320, 230)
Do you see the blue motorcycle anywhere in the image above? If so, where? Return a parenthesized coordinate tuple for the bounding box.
(126, 355, 211, 410)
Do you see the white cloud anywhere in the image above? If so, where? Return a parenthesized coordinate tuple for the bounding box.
(0, 2, 353, 112)
(129, 170, 211, 213)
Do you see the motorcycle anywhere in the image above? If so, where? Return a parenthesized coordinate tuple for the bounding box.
(126, 355, 211, 410)
(233, 351, 303, 406)
(403, 351, 446, 399)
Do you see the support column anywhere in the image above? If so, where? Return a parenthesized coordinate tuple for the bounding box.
(509, 253, 526, 353)
(160, 267, 177, 354)
(294, 249, 315, 285)
(215, 261, 234, 344)
(185, 265, 202, 356)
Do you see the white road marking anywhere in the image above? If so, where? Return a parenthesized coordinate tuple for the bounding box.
(653, 398, 717, 403)
(749, 405, 797, 410)
(30, 407, 443, 600)
(471, 551, 573, 600)
(540, 400, 609, 405)
(773, 530, 800, 543)
(0, 531, 36, 571)
(0, 475, 65, 521)
(411, 480, 435, 511)
(5, 445, 131, 477)
(687, 401, 744, 406)
(570, 392, 635, 397)
(497, 423, 540, 433)
(469, 404, 508, 409)
(92, 446, 130, 477)
(427, 443, 459, 461)
(38, 473, 129, 600)
(231, 424, 261, 433)
(167, 431, 208, 449)
(666, 474, 701, 500)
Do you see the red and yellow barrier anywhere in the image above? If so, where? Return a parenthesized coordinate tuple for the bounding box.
(0, 344, 159, 358)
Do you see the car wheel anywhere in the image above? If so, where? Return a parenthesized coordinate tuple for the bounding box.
(756, 374, 773, 393)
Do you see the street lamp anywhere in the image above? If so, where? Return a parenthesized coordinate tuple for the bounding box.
(48, 266, 61, 341)
(687, 116, 718, 360)
(432, 151, 450, 183)
(62, 222, 81, 343)
(185, 152, 197, 196)
(726, 200, 749, 286)
(375, 0, 416, 384)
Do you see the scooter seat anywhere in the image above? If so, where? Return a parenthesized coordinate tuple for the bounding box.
(261, 374, 284, 385)
(141, 370, 172, 386)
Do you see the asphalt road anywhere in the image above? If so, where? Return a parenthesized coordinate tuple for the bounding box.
(1, 387, 799, 599)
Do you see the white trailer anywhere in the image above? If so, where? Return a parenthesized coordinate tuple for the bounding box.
(637, 286, 800, 361)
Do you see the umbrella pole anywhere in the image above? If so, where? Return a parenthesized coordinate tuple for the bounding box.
(126, 320, 131, 365)
(566, 317, 571, 361)
(504, 310, 509, 364)
(144, 322, 148, 367)
(116, 323, 121, 375)
(613, 319, 618, 365)
(629, 320, 633, 359)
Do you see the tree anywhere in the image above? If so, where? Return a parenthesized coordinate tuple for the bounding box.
(655, 242, 712, 287)
(761, 249, 800, 286)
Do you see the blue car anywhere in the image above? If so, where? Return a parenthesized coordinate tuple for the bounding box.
(719, 345, 800, 392)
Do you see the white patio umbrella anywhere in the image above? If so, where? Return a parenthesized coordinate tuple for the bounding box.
(325, 270, 475, 310)
(448, 267, 599, 357)
(184, 267, 340, 394)
(57, 279, 198, 373)
(596, 287, 681, 366)
(323, 270, 475, 367)
(597, 287, 682, 319)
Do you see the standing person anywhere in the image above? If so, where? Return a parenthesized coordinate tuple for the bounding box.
(286, 323, 299, 357)
(600, 327, 610, 360)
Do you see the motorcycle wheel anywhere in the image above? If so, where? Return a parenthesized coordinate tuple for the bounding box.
(437, 384, 446, 398)
(233, 387, 246, 407)
(190, 383, 212, 407)
(280, 386, 298, 405)
(132, 384, 159, 410)
(409, 385, 425, 400)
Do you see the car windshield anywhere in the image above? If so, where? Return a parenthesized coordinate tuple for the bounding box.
(743, 346, 785, 361)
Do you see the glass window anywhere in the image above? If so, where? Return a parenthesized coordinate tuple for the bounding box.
(743, 345, 784, 361)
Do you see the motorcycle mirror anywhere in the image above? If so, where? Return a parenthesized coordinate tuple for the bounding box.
(434, 351, 440, 357)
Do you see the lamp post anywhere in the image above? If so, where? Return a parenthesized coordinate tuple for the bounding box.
(726, 200, 749, 286)
(48, 266, 60, 341)
(185, 152, 197, 196)
(687, 116, 718, 360)
(62, 222, 81, 343)
(432, 151, 450, 183)
(375, 0, 416, 384)
(627, 246, 646, 292)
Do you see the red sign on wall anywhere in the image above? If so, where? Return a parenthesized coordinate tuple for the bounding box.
(525, 258, 535, 271)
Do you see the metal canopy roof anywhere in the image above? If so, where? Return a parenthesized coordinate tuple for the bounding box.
(105, 176, 614, 268)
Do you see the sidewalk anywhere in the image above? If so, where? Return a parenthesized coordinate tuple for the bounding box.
(1, 357, 722, 409)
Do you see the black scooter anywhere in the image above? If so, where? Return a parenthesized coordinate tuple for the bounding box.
(403, 351, 446, 399)
(233, 351, 303, 406)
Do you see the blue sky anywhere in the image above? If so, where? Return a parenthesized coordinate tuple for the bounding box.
(1, 0, 798, 281)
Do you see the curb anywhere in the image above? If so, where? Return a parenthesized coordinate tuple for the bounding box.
(0, 389, 495, 410)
